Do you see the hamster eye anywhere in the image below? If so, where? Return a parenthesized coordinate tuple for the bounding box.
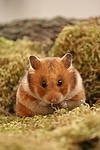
(57, 79, 63, 87)
(41, 80, 47, 88)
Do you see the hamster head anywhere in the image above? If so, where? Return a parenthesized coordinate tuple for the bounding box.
(28, 53, 77, 104)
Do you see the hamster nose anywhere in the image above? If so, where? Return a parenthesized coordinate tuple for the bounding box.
(50, 98, 58, 103)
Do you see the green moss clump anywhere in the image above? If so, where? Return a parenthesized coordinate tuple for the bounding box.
(0, 37, 42, 115)
(49, 23, 100, 105)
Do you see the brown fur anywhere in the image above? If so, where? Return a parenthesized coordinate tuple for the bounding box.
(16, 54, 86, 117)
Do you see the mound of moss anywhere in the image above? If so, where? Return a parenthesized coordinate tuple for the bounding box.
(0, 37, 42, 115)
(50, 23, 100, 105)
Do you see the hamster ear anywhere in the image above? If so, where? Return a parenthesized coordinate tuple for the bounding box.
(62, 53, 72, 69)
(29, 55, 40, 70)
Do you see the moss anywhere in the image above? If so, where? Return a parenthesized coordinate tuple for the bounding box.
(49, 23, 100, 105)
(0, 105, 100, 150)
(0, 37, 43, 115)
(0, 19, 100, 150)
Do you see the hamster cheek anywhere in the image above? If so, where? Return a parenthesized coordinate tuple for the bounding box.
(60, 100, 68, 108)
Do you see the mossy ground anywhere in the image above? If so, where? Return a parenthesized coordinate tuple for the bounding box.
(0, 20, 100, 150)
(0, 105, 100, 150)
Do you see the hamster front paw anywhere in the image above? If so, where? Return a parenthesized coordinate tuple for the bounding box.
(60, 100, 68, 108)
(39, 101, 48, 107)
